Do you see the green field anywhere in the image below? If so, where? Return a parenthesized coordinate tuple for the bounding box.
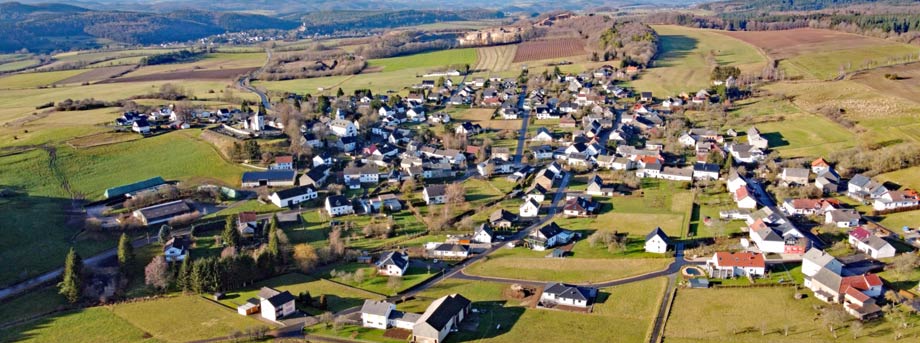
(0, 58, 40, 72)
(0, 307, 159, 343)
(111, 295, 268, 342)
(782, 44, 919, 80)
(631, 25, 766, 97)
(465, 247, 671, 283)
(877, 166, 920, 191)
(0, 70, 87, 89)
(664, 287, 920, 343)
(218, 273, 383, 315)
(367, 48, 477, 72)
(284, 209, 430, 251)
(326, 264, 434, 296)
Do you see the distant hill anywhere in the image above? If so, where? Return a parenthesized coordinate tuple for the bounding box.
(702, 0, 920, 13)
(0, 2, 299, 53)
(297, 10, 506, 35)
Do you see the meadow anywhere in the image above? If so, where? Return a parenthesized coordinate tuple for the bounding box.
(663, 287, 920, 343)
(465, 247, 671, 283)
(0, 307, 159, 343)
(218, 273, 382, 315)
(325, 264, 434, 296)
(111, 295, 268, 342)
(631, 25, 766, 96)
(367, 48, 477, 72)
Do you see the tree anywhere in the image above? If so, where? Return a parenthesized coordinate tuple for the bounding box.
(58, 248, 83, 303)
(292, 243, 319, 273)
(387, 276, 402, 292)
(821, 306, 847, 339)
(328, 228, 345, 259)
(299, 291, 312, 306)
(891, 252, 920, 279)
(158, 224, 171, 243)
(445, 183, 466, 205)
(400, 178, 416, 197)
(336, 88, 344, 97)
(850, 320, 863, 339)
(318, 294, 328, 310)
(222, 214, 241, 248)
(267, 215, 281, 258)
(176, 255, 191, 292)
(144, 255, 170, 291)
(354, 269, 366, 284)
(117, 233, 134, 274)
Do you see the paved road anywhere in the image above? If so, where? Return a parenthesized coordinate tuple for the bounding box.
(512, 86, 529, 165)
(238, 47, 273, 111)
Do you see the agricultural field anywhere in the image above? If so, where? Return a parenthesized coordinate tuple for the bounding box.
(41, 48, 178, 71)
(876, 166, 920, 191)
(851, 62, 920, 106)
(465, 247, 671, 283)
(0, 307, 158, 343)
(53, 66, 137, 85)
(111, 295, 268, 342)
(476, 45, 518, 72)
(367, 48, 477, 72)
(663, 287, 920, 343)
(120, 52, 267, 78)
(719, 28, 919, 80)
(0, 70, 87, 89)
(512, 39, 587, 63)
(452, 108, 522, 130)
(0, 58, 41, 73)
(218, 273, 383, 315)
(632, 25, 766, 97)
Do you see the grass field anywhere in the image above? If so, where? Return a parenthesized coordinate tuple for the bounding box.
(0, 286, 68, 327)
(111, 295, 267, 342)
(393, 277, 667, 343)
(218, 273, 383, 315)
(719, 28, 919, 80)
(475, 45, 518, 72)
(0, 70, 87, 89)
(851, 62, 920, 106)
(663, 287, 920, 343)
(367, 48, 477, 73)
(326, 264, 433, 296)
(0, 307, 159, 343)
(876, 166, 920, 191)
(632, 25, 766, 96)
(452, 108, 521, 130)
(121, 52, 266, 78)
(465, 247, 671, 283)
(0, 58, 41, 72)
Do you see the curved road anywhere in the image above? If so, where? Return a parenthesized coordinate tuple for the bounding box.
(237, 47, 273, 112)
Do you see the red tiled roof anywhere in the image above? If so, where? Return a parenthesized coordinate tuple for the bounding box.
(735, 187, 752, 200)
(840, 273, 882, 294)
(238, 212, 257, 223)
(811, 158, 829, 167)
(849, 227, 871, 241)
(714, 252, 765, 268)
(275, 155, 293, 164)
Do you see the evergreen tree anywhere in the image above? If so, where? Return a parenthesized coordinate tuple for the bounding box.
(241, 101, 251, 113)
(336, 88, 344, 97)
(158, 224, 171, 243)
(267, 216, 280, 256)
(117, 233, 134, 275)
(176, 255, 191, 292)
(58, 248, 83, 303)
(257, 102, 266, 115)
(222, 214, 241, 248)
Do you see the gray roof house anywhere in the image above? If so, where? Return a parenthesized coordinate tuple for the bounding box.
(540, 282, 598, 309)
(412, 294, 471, 343)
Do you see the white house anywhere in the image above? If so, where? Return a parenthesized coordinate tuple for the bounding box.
(644, 227, 671, 254)
(376, 251, 409, 277)
(734, 187, 758, 209)
(412, 294, 471, 343)
(270, 185, 318, 208)
(258, 287, 295, 322)
(473, 224, 494, 244)
(873, 190, 920, 211)
(520, 198, 541, 218)
(360, 300, 395, 330)
(163, 236, 189, 262)
(825, 209, 860, 228)
(802, 248, 843, 288)
(532, 127, 555, 142)
(329, 119, 357, 137)
(706, 252, 766, 279)
(423, 185, 447, 205)
(848, 227, 896, 259)
(539, 283, 598, 308)
(325, 195, 354, 217)
(527, 222, 573, 251)
(430, 243, 470, 259)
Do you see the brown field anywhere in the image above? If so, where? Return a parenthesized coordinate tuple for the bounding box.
(54, 66, 137, 85)
(512, 39, 587, 63)
(66, 131, 142, 148)
(452, 108, 521, 130)
(851, 62, 920, 105)
(101, 67, 256, 83)
(718, 28, 887, 60)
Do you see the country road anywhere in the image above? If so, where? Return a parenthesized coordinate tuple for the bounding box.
(238, 47, 273, 112)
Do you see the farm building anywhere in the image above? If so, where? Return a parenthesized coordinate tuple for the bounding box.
(241, 170, 296, 188)
(132, 200, 194, 226)
(104, 176, 166, 199)
(270, 185, 318, 208)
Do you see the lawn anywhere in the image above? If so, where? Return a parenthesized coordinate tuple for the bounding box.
(631, 25, 766, 96)
(663, 287, 920, 343)
(876, 166, 920, 191)
(284, 209, 430, 251)
(367, 48, 477, 72)
(218, 273, 383, 315)
(394, 277, 667, 343)
(0, 286, 69, 328)
(202, 199, 282, 219)
(0, 307, 158, 343)
(111, 295, 268, 342)
(326, 263, 435, 296)
(782, 43, 918, 80)
(56, 129, 249, 200)
(465, 247, 671, 283)
(877, 211, 920, 232)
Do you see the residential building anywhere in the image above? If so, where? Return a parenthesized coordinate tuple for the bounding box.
(706, 252, 766, 279)
(645, 227, 671, 254)
(325, 195, 354, 217)
(848, 227, 896, 259)
(163, 235, 190, 262)
(412, 294, 471, 343)
(539, 283, 598, 309)
(376, 251, 409, 277)
(270, 185, 318, 208)
(423, 185, 447, 205)
(825, 209, 861, 228)
(258, 287, 295, 322)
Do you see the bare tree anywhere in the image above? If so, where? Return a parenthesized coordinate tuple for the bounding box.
(292, 243, 319, 273)
(445, 183, 466, 205)
(144, 255, 170, 291)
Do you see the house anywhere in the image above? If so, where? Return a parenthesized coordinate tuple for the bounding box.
(806, 268, 884, 319)
(520, 198, 541, 218)
(271, 156, 294, 170)
(726, 170, 748, 193)
(531, 145, 554, 160)
(368, 194, 402, 212)
(563, 195, 598, 217)
(527, 222, 574, 251)
(812, 158, 831, 174)
(455, 122, 482, 136)
(329, 119, 358, 137)
(325, 195, 354, 217)
(781, 168, 811, 186)
(337, 136, 357, 152)
(132, 118, 151, 134)
(237, 212, 259, 236)
(781, 198, 839, 216)
(132, 200, 194, 226)
(659, 167, 694, 182)
(163, 235, 190, 262)
(423, 185, 447, 205)
(344, 165, 380, 185)
(848, 227, 896, 259)
(473, 224, 494, 243)
(802, 248, 843, 287)
(488, 209, 518, 231)
(237, 298, 261, 316)
(873, 190, 920, 211)
(644, 227, 671, 254)
(692, 163, 720, 181)
(376, 251, 409, 277)
(586, 174, 614, 196)
(748, 219, 811, 255)
(747, 127, 769, 150)
(430, 243, 470, 259)
(815, 169, 841, 194)
(825, 209, 861, 228)
(300, 166, 330, 187)
(532, 127, 555, 142)
(734, 187, 758, 209)
(241, 170, 297, 188)
(412, 294, 471, 343)
(361, 300, 396, 330)
(539, 283, 598, 309)
(706, 252, 766, 279)
(848, 174, 887, 200)
(258, 287, 295, 322)
(270, 185, 318, 208)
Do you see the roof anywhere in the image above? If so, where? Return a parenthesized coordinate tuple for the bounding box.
(164, 235, 190, 252)
(360, 300, 393, 316)
(434, 243, 469, 253)
(543, 282, 597, 302)
(490, 209, 516, 223)
(693, 163, 720, 173)
(811, 268, 843, 291)
(136, 200, 192, 222)
(475, 223, 493, 236)
(274, 185, 317, 200)
(377, 251, 408, 270)
(803, 248, 839, 269)
(425, 184, 447, 197)
(275, 155, 293, 164)
(104, 176, 166, 198)
(783, 168, 810, 179)
(537, 222, 564, 239)
(326, 195, 351, 208)
(259, 287, 294, 307)
(242, 170, 296, 183)
(713, 252, 765, 268)
(849, 227, 872, 241)
(416, 294, 471, 332)
(645, 227, 671, 244)
(238, 212, 257, 223)
(812, 158, 829, 167)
